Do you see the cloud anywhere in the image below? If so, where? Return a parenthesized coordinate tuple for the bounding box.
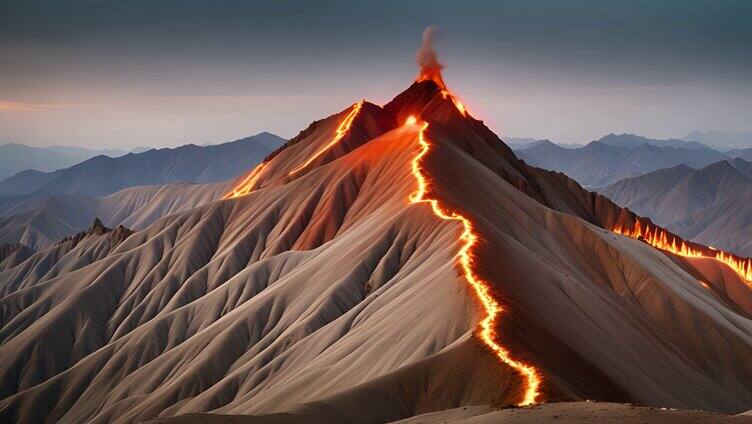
(0, 100, 67, 111)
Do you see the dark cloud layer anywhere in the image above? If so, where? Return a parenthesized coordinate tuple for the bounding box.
(1, 0, 750, 147)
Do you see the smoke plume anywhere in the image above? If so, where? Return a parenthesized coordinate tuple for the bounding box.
(415, 25, 446, 88)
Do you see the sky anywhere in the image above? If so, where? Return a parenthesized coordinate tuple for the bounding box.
(1, 0, 751, 148)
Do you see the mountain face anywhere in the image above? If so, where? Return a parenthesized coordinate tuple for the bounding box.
(600, 158, 752, 256)
(1, 81, 751, 424)
(0, 143, 133, 182)
(0, 180, 230, 250)
(0, 133, 285, 197)
(516, 135, 729, 187)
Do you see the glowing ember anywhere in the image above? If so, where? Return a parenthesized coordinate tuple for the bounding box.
(289, 100, 364, 176)
(614, 221, 752, 286)
(224, 163, 268, 199)
(407, 116, 541, 406)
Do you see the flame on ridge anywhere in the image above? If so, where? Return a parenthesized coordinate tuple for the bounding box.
(614, 220, 752, 285)
(288, 100, 364, 176)
(406, 116, 541, 406)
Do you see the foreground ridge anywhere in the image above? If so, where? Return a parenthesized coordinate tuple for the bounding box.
(406, 116, 542, 406)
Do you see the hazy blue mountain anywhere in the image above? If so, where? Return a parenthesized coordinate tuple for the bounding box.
(683, 130, 752, 150)
(597, 133, 708, 150)
(506, 137, 583, 150)
(0, 132, 285, 197)
(0, 143, 104, 181)
(44, 145, 129, 158)
(726, 147, 752, 161)
(516, 134, 728, 187)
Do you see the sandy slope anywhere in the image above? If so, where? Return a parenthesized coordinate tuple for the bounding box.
(149, 402, 752, 424)
(0, 81, 750, 423)
(0, 180, 230, 249)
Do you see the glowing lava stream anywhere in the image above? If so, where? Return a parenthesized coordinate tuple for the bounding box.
(406, 115, 541, 406)
(288, 100, 364, 176)
(225, 100, 363, 199)
(614, 222, 752, 286)
(225, 162, 268, 199)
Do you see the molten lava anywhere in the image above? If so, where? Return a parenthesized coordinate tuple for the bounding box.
(614, 221, 752, 286)
(224, 163, 268, 199)
(288, 100, 364, 176)
(441, 89, 467, 117)
(406, 116, 541, 406)
(225, 100, 364, 199)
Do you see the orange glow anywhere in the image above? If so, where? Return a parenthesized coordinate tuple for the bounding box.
(614, 221, 752, 286)
(714, 250, 752, 282)
(288, 100, 364, 176)
(441, 89, 467, 116)
(417, 69, 447, 91)
(415, 69, 468, 116)
(225, 100, 363, 199)
(407, 117, 541, 406)
(224, 162, 267, 198)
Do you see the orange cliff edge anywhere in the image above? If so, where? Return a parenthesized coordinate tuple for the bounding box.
(406, 115, 542, 406)
(614, 220, 752, 286)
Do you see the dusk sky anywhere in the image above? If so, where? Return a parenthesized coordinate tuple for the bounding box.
(2, 0, 751, 149)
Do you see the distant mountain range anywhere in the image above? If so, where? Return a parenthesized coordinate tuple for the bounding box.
(0, 181, 229, 249)
(600, 157, 752, 256)
(505, 137, 583, 150)
(0, 132, 284, 249)
(0, 143, 147, 181)
(0, 132, 284, 197)
(683, 130, 752, 151)
(726, 147, 752, 161)
(515, 133, 729, 187)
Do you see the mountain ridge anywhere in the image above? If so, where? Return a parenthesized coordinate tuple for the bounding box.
(0, 133, 285, 197)
(1, 80, 751, 423)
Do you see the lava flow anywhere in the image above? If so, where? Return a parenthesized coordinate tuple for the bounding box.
(415, 73, 467, 117)
(406, 116, 541, 406)
(225, 162, 268, 199)
(225, 100, 363, 198)
(288, 100, 364, 176)
(614, 220, 752, 285)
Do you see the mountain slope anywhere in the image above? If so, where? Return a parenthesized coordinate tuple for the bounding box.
(600, 158, 752, 255)
(0, 180, 230, 249)
(1, 81, 751, 424)
(0, 133, 285, 197)
(516, 134, 728, 187)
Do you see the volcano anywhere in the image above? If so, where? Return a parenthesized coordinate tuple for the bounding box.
(2, 72, 752, 423)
